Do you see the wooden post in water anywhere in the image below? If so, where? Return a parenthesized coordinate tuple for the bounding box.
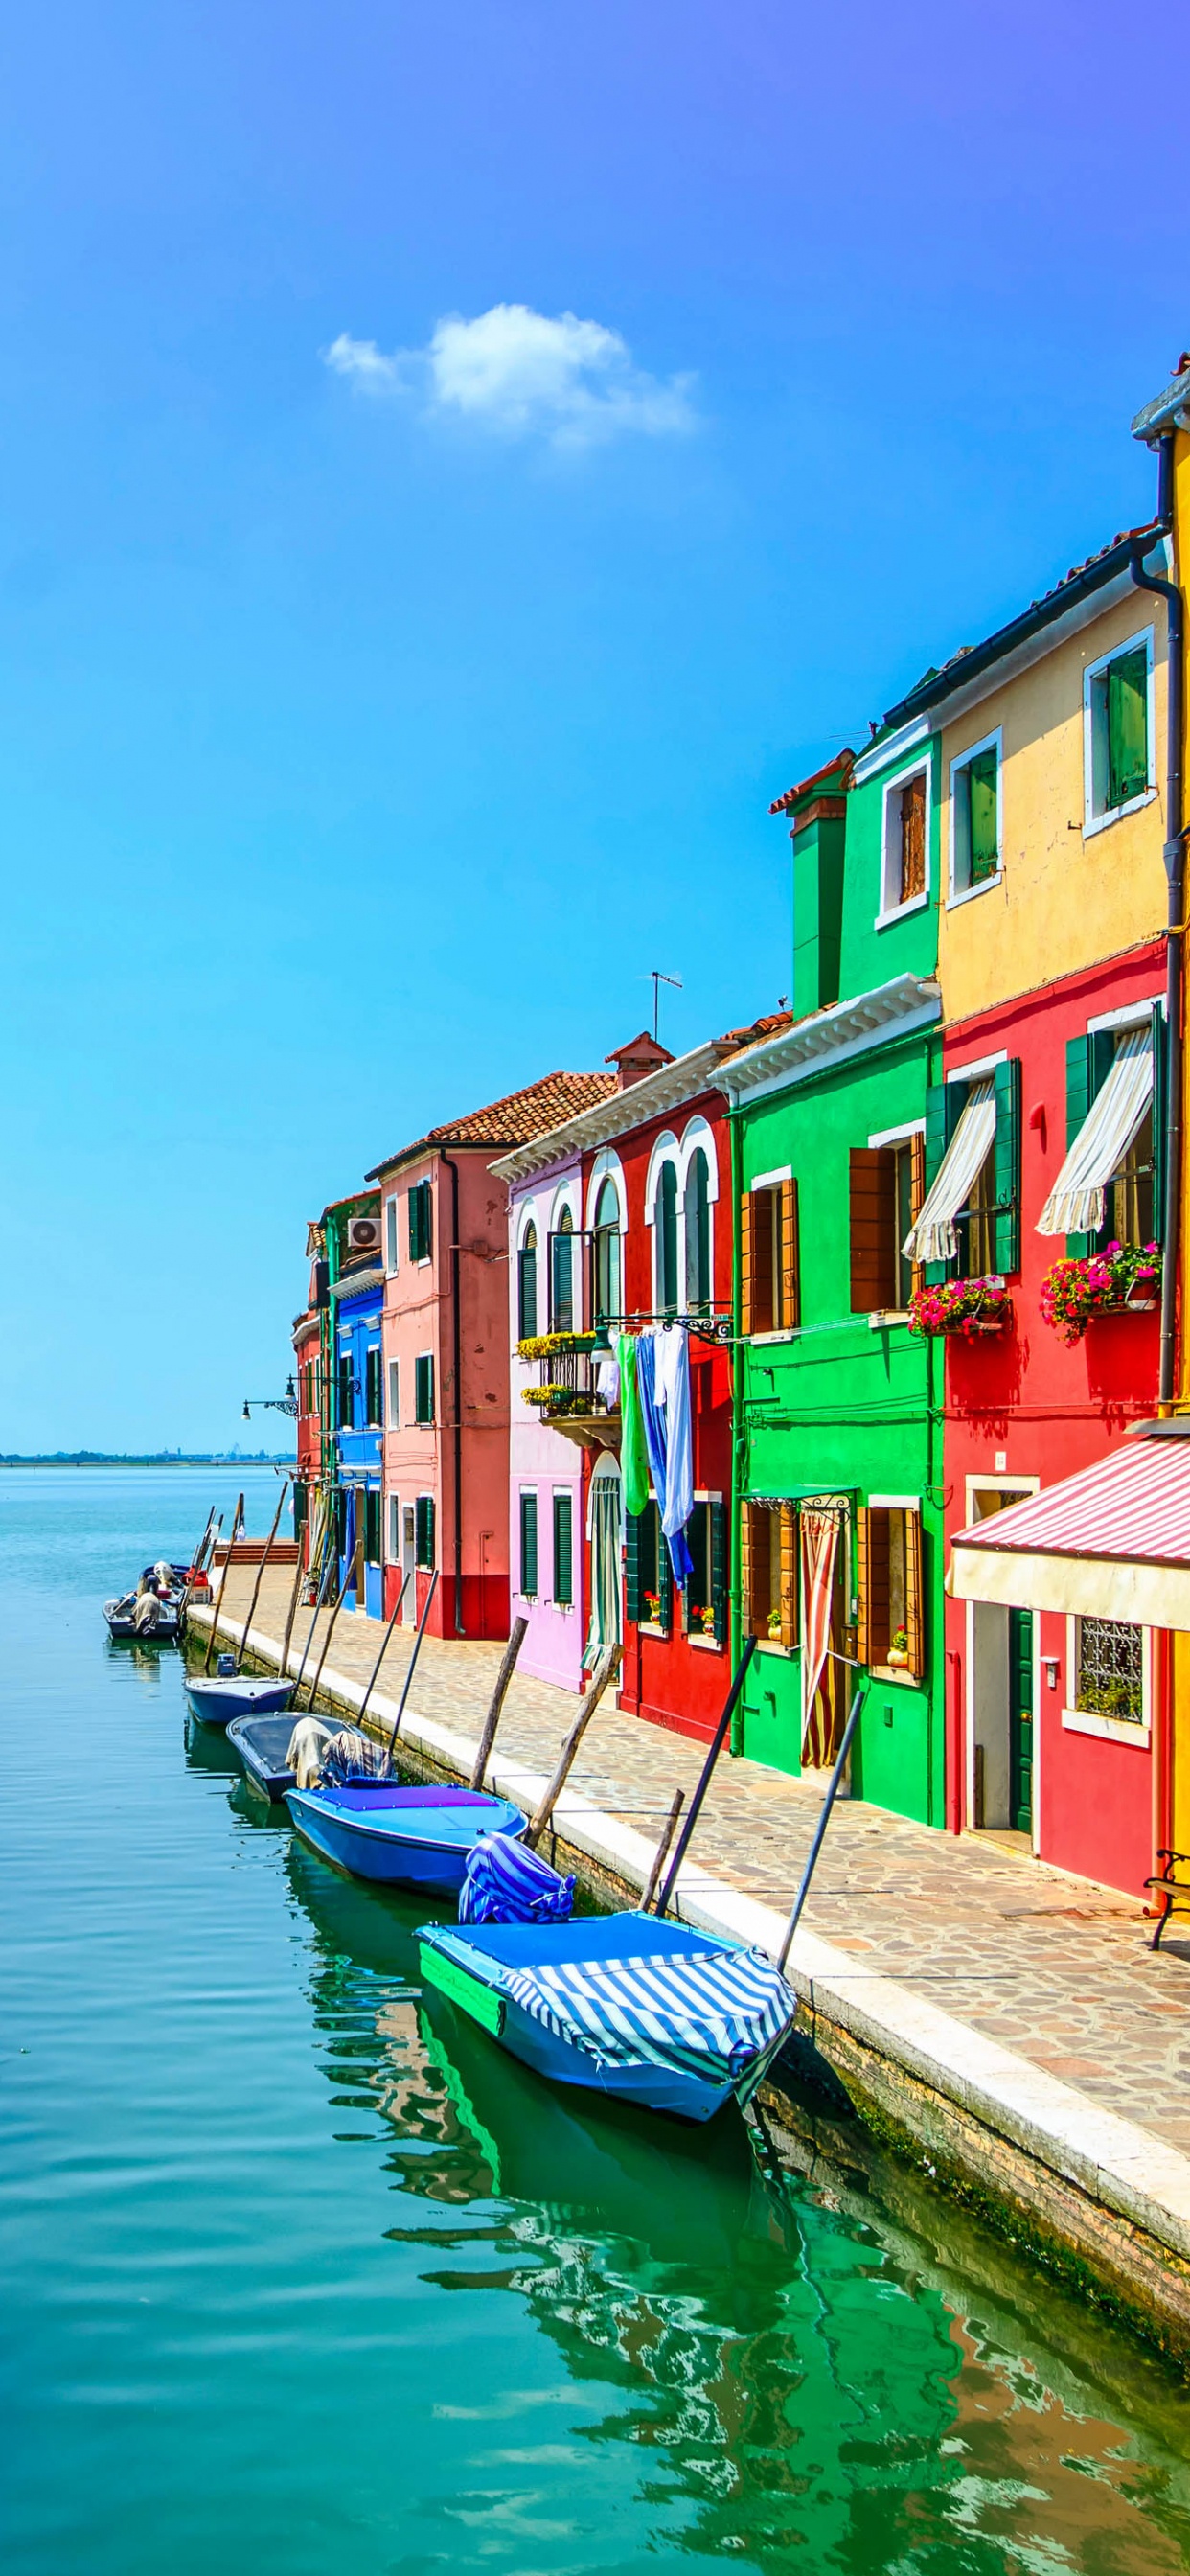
(654, 1636, 757, 1920)
(289, 1527, 333, 1696)
(232, 1480, 289, 1671)
(299, 1548, 354, 1714)
(204, 1494, 243, 1669)
(776, 1685, 864, 1973)
(523, 1644, 621, 1850)
(279, 1547, 306, 1677)
(469, 1616, 528, 1791)
(178, 1506, 216, 1636)
(641, 1789, 684, 1914)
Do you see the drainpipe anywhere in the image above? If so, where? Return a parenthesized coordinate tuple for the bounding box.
(440, 1151, 466, 1635)
(1129, 440, 1185, 1411)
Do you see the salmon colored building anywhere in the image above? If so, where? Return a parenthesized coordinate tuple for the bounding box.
(365, 1070, 613, 1641)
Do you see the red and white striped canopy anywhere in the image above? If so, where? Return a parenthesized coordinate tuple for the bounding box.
(951, 1436, 1190, 1626)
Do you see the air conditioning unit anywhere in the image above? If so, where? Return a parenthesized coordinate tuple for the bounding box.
(347, 1214, 381, 1256)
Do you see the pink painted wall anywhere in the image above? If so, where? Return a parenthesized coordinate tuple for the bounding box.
(507, 1154, 587, 1691)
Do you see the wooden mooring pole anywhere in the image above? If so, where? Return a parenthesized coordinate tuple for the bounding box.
(523, 1644, 621, 1851)
(654, 1637, 756, 1919)
(231, 1480, 289, 1671)
(469, 1616, 528, 1791)
(204, 1494, 243, 1669)
(641, 1789, 684, 1914)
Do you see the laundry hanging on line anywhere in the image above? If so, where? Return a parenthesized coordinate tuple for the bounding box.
(635, 1329, 694, 1588)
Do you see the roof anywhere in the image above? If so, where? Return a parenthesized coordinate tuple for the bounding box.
(768, 748, 856, 817)
(881, 521, 1167, 732)
(720, 977, 940, 1105)
(330, 1265, 384, 1303)
(1132, 358, 1190, 444)
(490, 1010, 796, 1186)
(951, 1433, 1190, 1628)
(366, 1070, 617, 1181)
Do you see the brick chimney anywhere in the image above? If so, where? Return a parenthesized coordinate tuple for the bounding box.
(605, 1031, 675, 1092)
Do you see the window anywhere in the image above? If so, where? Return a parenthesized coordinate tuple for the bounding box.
(1045, 1012, 1163, 1256)
(414, 1353, 435, 1424)
(302, 1361, 315, 1415)
(408, 1180, 433, 1264)
(1086, 631, 1153, 829)
(685, 1149, 711, 1312)
(365, 1345, 382, 1427)
(553, 1490, 573, 1606)
(625, 1498, 670, 1631)
(743, 1178, 799, 1334)
(338, 1347, 355, 1429)
(656, 1162, 679, 1316)
(593, 1180, 621, 1325)
(414, 1494, 435, 1569)
(849, 1136, 925, 1314)
(950, 734, 1001, 895)
(388, 1494, 400, 1560)
(910, 1062, 1021, 1279)
(550, 1208, 575, 1332)
(684, 1499, 726, 1644)
(742, 1501, 796, 1649)
(1075, 1616, 1144, 1724)
(881, 764, 929, 915)
(335, 1487, 348, 1559)
(519, 1490, 538, 1598)
(364, 1487, 381, 1565)
(517, 1221, 538, 1340)
(387, 1358, 400, 1424)
(858, 1504, 924, 1676)
(385, 1197, 399, 1274)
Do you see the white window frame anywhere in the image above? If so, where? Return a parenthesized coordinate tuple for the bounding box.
(1083, 624, 1156, 838)
(1063, 1612, 1152, 1747)
(645, 1131, 681, 1314)
(679, 1115, 718, 1310)
(948, 726, 1003, 908)
(517, 1484, 539, 1600)
(384, 1196, 399, 1276)
(875, 755, 932, 929)
(387, 1493, 400, 1561)
(551, 1483, 575, 1612)
(387, 1357, 400, 1426)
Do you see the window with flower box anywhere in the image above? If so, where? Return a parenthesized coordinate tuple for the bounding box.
(915, 1060, 1021, 1281)
(682, 1500, 726, 1644)
(625, 1499, 671, 1633)
(857, 1503, 924, 1677)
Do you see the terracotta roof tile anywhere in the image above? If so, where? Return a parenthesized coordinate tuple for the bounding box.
(367, 1070, 618, 1177)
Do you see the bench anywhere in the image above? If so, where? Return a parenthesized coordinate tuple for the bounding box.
(1145, 1848, 1190, 1950)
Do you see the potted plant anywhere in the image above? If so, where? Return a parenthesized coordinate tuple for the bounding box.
(1039, 1242, 1162, 1346)
(767, 1607, 783, 1643)
(643, 1588, 661, 1625)
(907, 1276, 1013, 1340)
(887, 1626, 909, 1668)
(689, 1602, 717, 1638)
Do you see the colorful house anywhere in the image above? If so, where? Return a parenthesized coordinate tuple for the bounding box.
(365, 1071, 613, 1641)
(291, 1188, 380, 1594)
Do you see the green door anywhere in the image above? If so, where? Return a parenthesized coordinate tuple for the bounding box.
(1008, 1607, 1033, 1833)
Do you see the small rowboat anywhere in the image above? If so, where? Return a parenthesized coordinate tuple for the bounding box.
(416, 1912, 798, 2124)
(286, 1782, 526, 1894)
(104, 1564, 188, 1641)
(186, 1673, 295, 1729)
(226, 1711, 332, 1801)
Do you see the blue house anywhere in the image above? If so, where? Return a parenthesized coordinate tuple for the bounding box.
(332, 1264, 384, 1616)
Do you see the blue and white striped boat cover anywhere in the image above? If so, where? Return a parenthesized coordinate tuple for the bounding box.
(459, 1831, 575, 1926)
(502, 1945, 797, 2093)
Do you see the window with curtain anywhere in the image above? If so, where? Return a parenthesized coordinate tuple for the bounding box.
(553, 1490, 573, 1606)
(684, 1149, 711, 1310)
(657, 1162, 679, 1316)
(517, 1221, 538, 1340)
(593, 1179, 621, 1323)
(551, 1208, 575, 1331)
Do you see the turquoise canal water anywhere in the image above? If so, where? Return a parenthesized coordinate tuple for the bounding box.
(5, 1468, 1190, 2574)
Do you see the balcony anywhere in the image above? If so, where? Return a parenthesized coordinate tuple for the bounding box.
(517, 1332, 621, 1453)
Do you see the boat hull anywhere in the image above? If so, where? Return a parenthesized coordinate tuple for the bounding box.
(227, 1711, 330, 1799)
(186, 1675, 295, 1729)
(104, 1608, 180, 1641)
(286, 1786, 526, 1894)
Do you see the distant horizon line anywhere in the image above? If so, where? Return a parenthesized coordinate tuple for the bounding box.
(0, 1451, 298, 1467)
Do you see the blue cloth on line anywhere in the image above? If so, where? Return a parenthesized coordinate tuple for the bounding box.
(459, 1831, 575, 1927)
(635, 1334, 693, 1587)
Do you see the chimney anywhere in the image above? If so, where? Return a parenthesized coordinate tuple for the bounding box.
(605, 1031, 675, 1092)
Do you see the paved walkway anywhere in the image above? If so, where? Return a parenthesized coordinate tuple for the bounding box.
(202, 1566, 1190, 2165)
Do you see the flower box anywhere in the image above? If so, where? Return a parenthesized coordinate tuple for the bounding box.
(1040, 1243, 1162, 1346)
(908, 1276, 1012, 1341)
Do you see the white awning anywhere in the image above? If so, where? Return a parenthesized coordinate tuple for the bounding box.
(950, 1437, 1190, 1626)
(1037, 1025, 1153, 1238)
(903, 1080, 995, 1266)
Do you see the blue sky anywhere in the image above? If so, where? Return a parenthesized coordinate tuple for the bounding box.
(2, 0, 1187, 1449)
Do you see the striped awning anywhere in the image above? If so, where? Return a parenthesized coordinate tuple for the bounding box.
(950, 1436, 1190, 1624)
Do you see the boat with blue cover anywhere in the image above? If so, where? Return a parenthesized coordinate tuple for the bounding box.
(416, 1911, 798, 2123)
(286, 1782, 527, 1893)
(186, 1670, 296, 1729)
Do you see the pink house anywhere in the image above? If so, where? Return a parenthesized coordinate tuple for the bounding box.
(365, 1071, 613, 1643)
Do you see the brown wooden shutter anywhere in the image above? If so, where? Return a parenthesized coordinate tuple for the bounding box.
(781, 1177, 800, 1327)
(740, 1503, 755, 1638)
(751, 1188, 775, 1334)
(779, 1505, 798, 1650)
(900, 772, 926, 902)
(849, 1148, 895, 1312)
(740, 1189, 754, 1336)
(909, 1130, 926, 1301)
(855, 1506, 871, 1665)
(857, 1506, 893, 1666)
(905, 1509, 925, 1678)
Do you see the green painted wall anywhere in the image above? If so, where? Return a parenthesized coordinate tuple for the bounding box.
(835, 733, 941, 1003)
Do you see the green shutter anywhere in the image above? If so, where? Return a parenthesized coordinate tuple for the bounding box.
(710, 1501, 727, 1644)
(1065, 1032, 1117, 1257)
(993, 1057, 1021, 1276)
(519, 1491, 538, 1598)
(1107, 649, 1149, 810)
(553, 1491, 573, 1605)
(923, 1079, 953, 1288)
(625, 1508, 642, 1622)
(415, 1495, 435, 1567)
(517, 1246, 537, 1339)
(415, 1355, 434, 1423)
(1151, 1001, 1168, 1247)
(968, 747, 999, 883)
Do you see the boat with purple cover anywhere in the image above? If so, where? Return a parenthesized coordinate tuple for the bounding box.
(285, 1781, 527, 1893)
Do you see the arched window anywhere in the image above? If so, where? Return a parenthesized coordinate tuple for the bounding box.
(657, 1163, 679, 1317)
(517, 1221, 538, 1341)
(593, 1177, 621, 1324)
(551, 1206, 575, 1332)
(685, 1148, 710, 1311)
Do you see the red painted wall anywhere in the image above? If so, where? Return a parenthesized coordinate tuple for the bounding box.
(942, 941, 1163, 1895)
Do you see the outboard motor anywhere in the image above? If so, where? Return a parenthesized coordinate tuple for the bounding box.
(217, 1652, 237, 1677)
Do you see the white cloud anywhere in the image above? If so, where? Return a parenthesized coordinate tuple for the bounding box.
(322, 303, 697, 448)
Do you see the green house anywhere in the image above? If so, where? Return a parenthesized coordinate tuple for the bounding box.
(722, 735, 946, 1826)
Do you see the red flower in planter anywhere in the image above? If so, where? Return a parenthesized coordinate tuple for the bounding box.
(1040, 1243, 1161, 1346)
(907, 1276, 1012, 1340)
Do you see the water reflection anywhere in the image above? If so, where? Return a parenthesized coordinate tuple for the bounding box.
(284, 1841, 1190, 2570)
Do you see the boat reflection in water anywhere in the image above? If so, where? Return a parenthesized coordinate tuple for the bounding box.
(285, 1844, 1190, 2571)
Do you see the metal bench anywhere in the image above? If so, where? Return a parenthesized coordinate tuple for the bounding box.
(1145, 1849, 1190, 1949)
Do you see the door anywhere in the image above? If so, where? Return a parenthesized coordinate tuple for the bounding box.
(1008, 1606, 1034, 1834)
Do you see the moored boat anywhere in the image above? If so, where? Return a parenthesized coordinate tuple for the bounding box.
(103, 1562, 188, 1641)
(226, 1709, 332, 1799)
(416, 1911, 798, 2124)
(186, 1671, 295, 1729)
(286, 1782, 526, 1894)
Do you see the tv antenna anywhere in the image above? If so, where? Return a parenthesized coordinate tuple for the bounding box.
(651, 969, 682, 1043)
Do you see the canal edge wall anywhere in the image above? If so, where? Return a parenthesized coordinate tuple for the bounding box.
(191, 1598, 1190, 2367)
